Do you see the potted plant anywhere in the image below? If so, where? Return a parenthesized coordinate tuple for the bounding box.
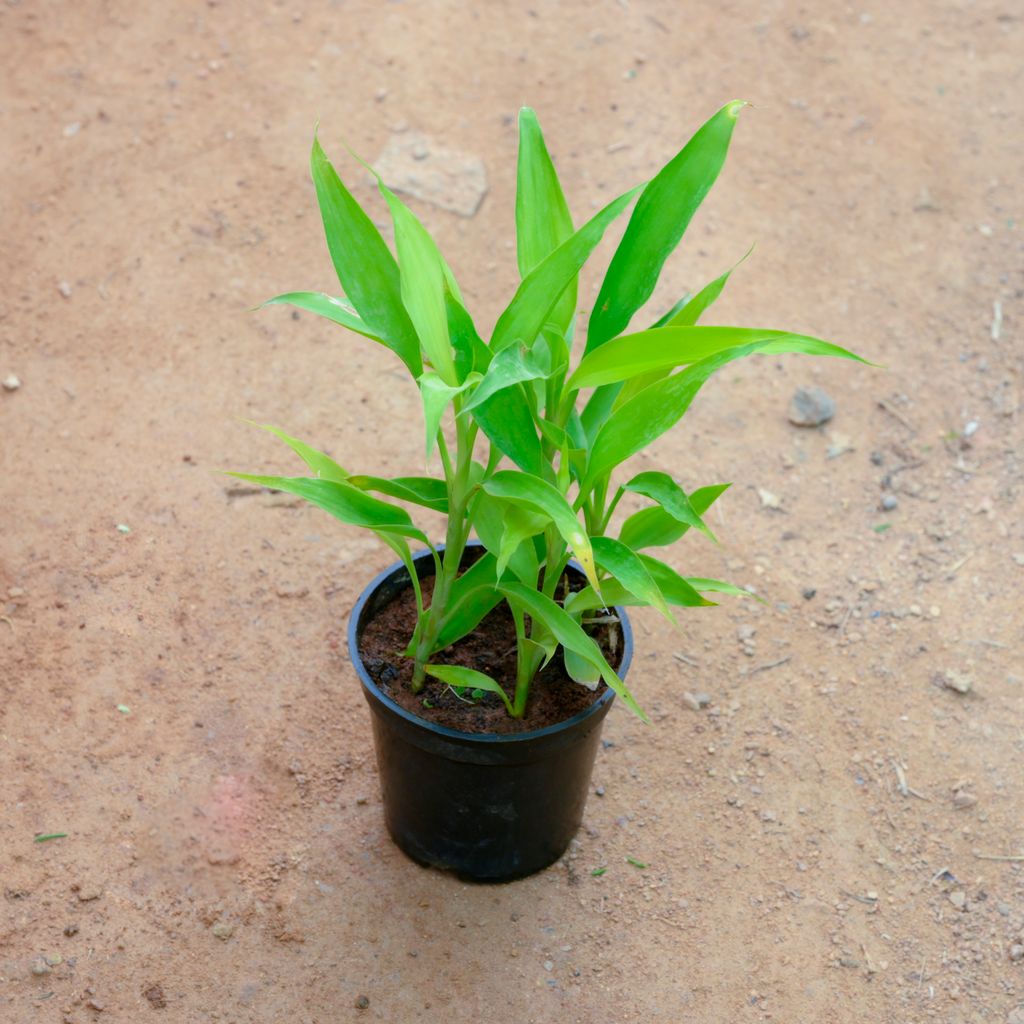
(231, 100, 865, 881)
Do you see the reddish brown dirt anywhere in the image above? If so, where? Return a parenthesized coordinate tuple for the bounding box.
(358, 567, 617, 734)
(2, 2, 1022, 1022)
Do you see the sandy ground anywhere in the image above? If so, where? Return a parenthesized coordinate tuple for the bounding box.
(2, 1, 1023, 1021)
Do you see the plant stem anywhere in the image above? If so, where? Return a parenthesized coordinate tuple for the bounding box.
(410, 411, 476, 692)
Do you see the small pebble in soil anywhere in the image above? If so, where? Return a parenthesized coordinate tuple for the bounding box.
(211, 921, 235, 941)
(595, 786, 605, 797)
(30, 959, 51, 976)
(948, 890, 967, 911)
(3, 373, 21, 391)
(802, 587, 817, 600)
(143, 984, 167, 1008)
(880, 494, 898, 511)
(787, 386, 836, 427)
(1010, 945, 1024, 963)
(941, 670, 973, 695)
(63, 923, 79, 937)
(57, 280, 73, 298)
(682, 691, 711, 711)
(355, 995, 370, 1009)
(77, 886, 103, 902)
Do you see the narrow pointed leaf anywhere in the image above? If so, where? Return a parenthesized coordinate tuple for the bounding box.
(615, 248, 755, 407)
(262, 292, 385, 345)
(638, 553, 718, 607)
(423, 664, 514, 715)
(346, 474, 449, 513)
(564, 648, 601, 687)
(498, 583, 646, 721)
(582, 335, 867, 490)
(418, 371, 478, 460)
(433, 553, 504, 650)
(447, 286, 491, 381)
(491, 186, 641, 354)
(482, 471, 600, 593)
(473, 492, 540, 586)
(463, 345, 548, 414)
(496, 506, 548, 579)
(586, 101, 746, 353)
(619, 483, 730, 549)
(310, 137, 421, 375)
(224, 473, 426, 542)
(377, 181, 457, 384)
(686, 576, 763, 601)
(516, 107, 576, 339)
(591, 536, 673, 621)
(623, 471, 716, 543)
(570, 326, 865, 391)
(664, 246, 752, 328)
(471, 384, 545, 476)
(248, 423, 349, 483)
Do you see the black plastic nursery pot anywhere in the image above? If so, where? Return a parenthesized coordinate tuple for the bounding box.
(347, 546, 633, 883)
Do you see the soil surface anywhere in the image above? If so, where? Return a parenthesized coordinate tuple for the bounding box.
(359, 566, 615, 734)
(2, 2, 1022, 1022)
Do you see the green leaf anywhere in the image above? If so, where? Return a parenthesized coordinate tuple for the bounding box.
(685, 576, 762, 601)
(639, 553, 718, 607)
(586, 101, 746, 354)
(462, 345, 548, 414)
(564, 647, 601, 686)
(570, 326, 865, 391)
(622, 471, 716, 543)
(248, 423, 349, 483)
(432, 552, 504, 650)
(262, 292, 385, 345)
(616, 248, 755, 406)
(447, 286, 491, 382)
(33, 832, 68, 843)
(582, 336, 866, 491)
(310, 137, 421, 376)
(496, 505, 549, 580)
(471, 383, 545, 477)
(664, 246, 752, 328)
(482, 471, 600, 593)
(591, 536, 672, 621)
(377, 182, 457, 385)
(565, 557, 713, 616)
(473, 492, 540, 586)
(491, 185, 641, 354)
(346, 474, 449, 513)
(423, 664, 514, 715)
(516, 107, 576, 340)
(224, 473, 427, 542)
(619, 484, 730, 549)
(499, 583, 646, 721)
(418, 371, 476, 460)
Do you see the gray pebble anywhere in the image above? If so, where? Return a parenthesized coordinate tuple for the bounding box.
(881, 494, 898, 511)
(1010, 944, 1024, 963)
(787, 386, 836, 427)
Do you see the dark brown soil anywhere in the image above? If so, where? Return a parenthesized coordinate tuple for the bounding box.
(357, 570, 622, 734)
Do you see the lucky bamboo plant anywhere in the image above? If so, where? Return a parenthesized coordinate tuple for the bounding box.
(232, 101, 865, 721)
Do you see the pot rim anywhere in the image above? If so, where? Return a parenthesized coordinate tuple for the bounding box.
(347, 546, 633, 747)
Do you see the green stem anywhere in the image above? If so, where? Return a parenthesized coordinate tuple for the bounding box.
(410, 409, 476, 692)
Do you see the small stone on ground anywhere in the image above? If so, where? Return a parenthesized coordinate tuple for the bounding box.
(787, 386, 836, 427)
